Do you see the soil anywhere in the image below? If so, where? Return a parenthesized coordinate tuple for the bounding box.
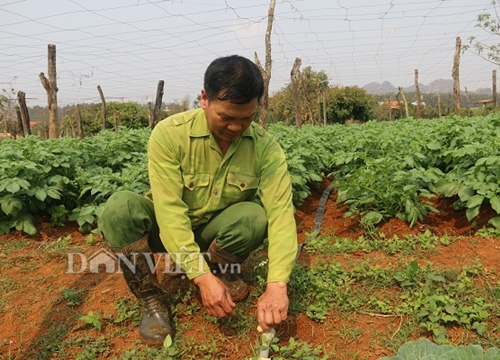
(1, 180, 499, 359)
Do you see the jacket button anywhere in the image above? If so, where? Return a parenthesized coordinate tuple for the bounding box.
(240, 183, 245, 188)
(213, 189, 218, 195)
(189, 182, 194, 187)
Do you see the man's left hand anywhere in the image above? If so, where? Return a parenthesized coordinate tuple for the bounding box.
(257, 282, 288, 331)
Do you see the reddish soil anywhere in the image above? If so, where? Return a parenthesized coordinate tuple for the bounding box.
(1, 180, 499, 359)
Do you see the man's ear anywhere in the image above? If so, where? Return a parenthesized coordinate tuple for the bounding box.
(200, 89, 208, 109)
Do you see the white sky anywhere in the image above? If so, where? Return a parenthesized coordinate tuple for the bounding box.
(0, 0, 498, 107)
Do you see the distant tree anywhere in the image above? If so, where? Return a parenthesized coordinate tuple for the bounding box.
(107, 102, 149, 129)
(465, 2, 500, 65)
(60, 101, 149, 137)
(193, 94, 201, 109)
(268, 66, 329, 124)
(165, 95, 191, 117)
(325, 86, 376, 124)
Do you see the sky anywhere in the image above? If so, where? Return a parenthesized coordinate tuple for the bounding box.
(0, 0, 498, 107)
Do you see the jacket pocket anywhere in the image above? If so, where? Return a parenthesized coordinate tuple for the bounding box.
(182, 172, 211, 210)
(225, 172, 260, 202)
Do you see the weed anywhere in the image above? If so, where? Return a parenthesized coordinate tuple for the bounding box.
(39, 234, 72, 252)
(0, 276, 16, 293)
(60, 287, 86, 306)
(114, 296, 140, 325)
(179, 338, 218, 360)
(217, 306, 251, 336)
(173, 288, 200, 317)
(71, 335, 111, 360)
(395, 264, 492, 344)
(337, 325, 362, 345)
(477, 226, 500, 238)
(393, 260, 420, 287)
(85, 234, 95, 245)
(79, 311, 102, 330)
(120, 340, 180, 359)
(0, 239, 30, 255)
(27, 326, 68, 360)
(248, 336, 329, 360)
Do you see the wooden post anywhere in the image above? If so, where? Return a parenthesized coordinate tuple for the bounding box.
(414, 69, 421, 119)
(493, 70, 497, 113)
(69, 112, 75, 138)
(152, 80, 164, 129)
(97, 85, 106, 130)
(39, 44, 58, 139)
(437, 94, 442, 118)
(323, 91, 327, 125)
(397, 87, 409, 118)
(17, 91, 31, 136)
(148, 101, 153, 128)
(2, 100, 10, 136)
(300, 73, 315, 125)
(15, 105, 23, 137)
(291, 57, 302, 129)
(113, 111, 119, 131)
(253, 0, 276, 130)
(465, 87, 472, 116)
(387, 96, 392, 121)
(76, 104, 84, 140)
(452, 37, 461, 115)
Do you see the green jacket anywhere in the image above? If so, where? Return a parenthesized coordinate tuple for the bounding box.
(146, 108, 297, 282)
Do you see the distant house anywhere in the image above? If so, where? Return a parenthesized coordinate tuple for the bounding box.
(379, 100, 401, 110)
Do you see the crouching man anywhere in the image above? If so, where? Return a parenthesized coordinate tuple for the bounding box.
(98, 54, 297, 346)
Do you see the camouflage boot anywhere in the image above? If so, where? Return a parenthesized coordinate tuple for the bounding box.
(206, 240, 249, 302)
(114, 235, 174, 346)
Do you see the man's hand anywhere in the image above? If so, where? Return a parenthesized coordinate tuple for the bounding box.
(193, 272, 236, 318)
(257, 282, 288, 331)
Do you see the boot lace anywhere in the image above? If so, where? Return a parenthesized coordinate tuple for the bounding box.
(142, 292, 166, 313)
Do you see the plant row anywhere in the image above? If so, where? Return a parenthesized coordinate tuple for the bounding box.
(2, 114, 500, 235)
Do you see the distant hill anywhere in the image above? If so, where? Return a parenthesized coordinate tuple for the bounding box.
(362, 79, 491, 95)
(362, 81, 397, 94)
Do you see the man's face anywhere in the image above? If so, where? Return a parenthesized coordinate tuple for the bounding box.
(201, 89, 258, 143)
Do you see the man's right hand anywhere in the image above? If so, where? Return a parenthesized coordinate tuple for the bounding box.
(193, 272, 236, 318)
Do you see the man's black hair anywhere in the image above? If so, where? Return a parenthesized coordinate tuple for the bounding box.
(203, 55, 264, 104)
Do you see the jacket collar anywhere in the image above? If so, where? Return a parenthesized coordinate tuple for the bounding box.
(189, 108, 257, 139)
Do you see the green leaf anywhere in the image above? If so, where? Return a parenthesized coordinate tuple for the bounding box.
(1, 197, 23, 216)
(79, 206, 96, 216)
(309, 173, 322, 182)
(21, 219, 37, 235)
(434, 179, 459, 197)
(473, 323, 488, 336)
(466, 206, 481, 221)
(163, 334, 173, 348)
(13, 214, 36, 235)
(6, 182, 20, 194)
(447, 344, 489, 359)
(35, 189, 47, 202)
(0, 221, 11, 235)
(379, 338, 455, 359)
(466, 195, 484, 209)
(485, 348, 500, 360)
(488, 216, 500, 229)
(490, 195, 500, 214)
(46, 189, 61, 200)
(426, 142, 441, 150)
(457, 186, 474, 202)
(362, 211, 383, 225)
